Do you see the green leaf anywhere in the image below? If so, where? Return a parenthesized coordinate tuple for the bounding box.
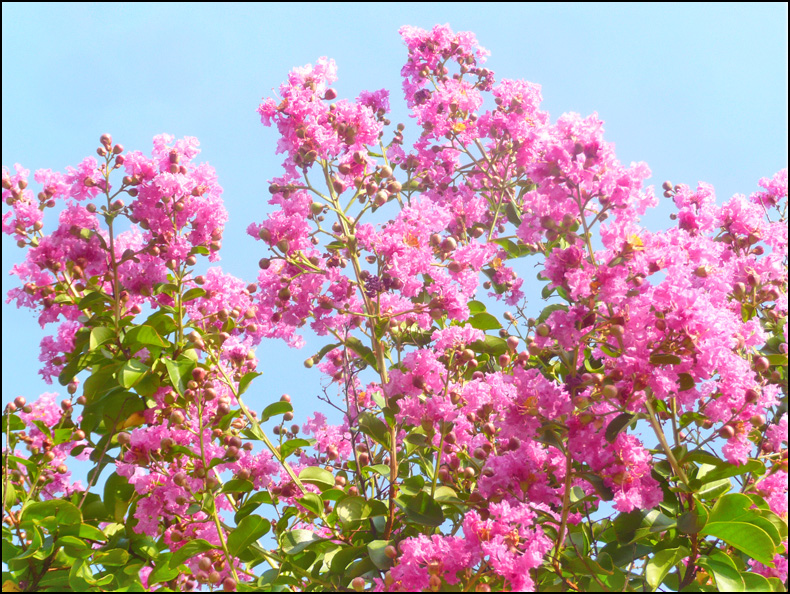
(297, 493, 324, 516)
(260, 400, 293, 422)
(221, 479, 254, 494)
(227, 514, 270, 558)
(367, 540, 394, 570)
(22, 499, 82, 528)
(336, 496, 370, 529)
(678, 373, 696, 391)
(124, 325, 170, 348)
(649, 353, 682, 365)
(741, 572, 774, 592)
(78, 523, 106, 541)
(605, 413, 635, 443)
(345, 336, 378, 370)
(469, 312, 502, 331)
(329, 545, 364, 573)
(697, 551, 745, 592)
(2, 414, 25, 433)
(280, 529, 322, 555)
(148, 557, 181, 584)
(504, 201, 523, 226)
(397, 491, 444, 527)
(298, 467, 334, 491)
(470, 335, 508, 357)
(358, 412, 391, 449)
(678, 509, 706, 535)
(163, 357, 195, 395)
(104, 472, 135, 523)
(700, 522, 776, 564)
(697, 478, 733, 500)
(697, 459, 764, 484)
(10, 525, 42, 560)
(90, 327, 115, 350)
(468, 300, 486, 315)
(182, 287, 206, 302)
(93, 548, 129, 567)
(764, 353, 787, 366)
(69, 558, 94, 591)
(645, 546, 688, 591)
(363, 464, 391, 478)
(168, 539, 217, 567)
(280, 438, 311, 459)
(238, 371, 262, 396)
(117, 359, 150, 389)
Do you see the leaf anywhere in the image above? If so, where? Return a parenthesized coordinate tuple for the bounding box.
(645, 546, 688, 591)
(677, 510, 706, 535)
(298, 466, 334, 491)
(297, 492, 324, 516)
(605, 413, 635, 443)
(469, 312, 502, 331)
(741, 572, 774, 592)
(93, 548, 129, 567)
(363, 464, 391, 478)
(280, 529, 322, 556)
(358, 412, 391, 449)
(168, 539, 217, 568)
(221, 479, 254, 494)
(397, 491, 444, 527)
(468, 300, 486, 315)
(22, 500, 82, 528)
(90, 327, 115, 350)
(470, 335, 508, 357)
(182, 287, 206, 302)
(78, 523, 106, 541)
(345, 336, 378, 370)
(104, 472, 135, 523)
(227, 514, 270, 558)
(678, 373, 696, 391)
(117, 359, 150, 389)
(700, 522, 776, 564)
(123, 325, 169, 348)
(329, 546, 365, 573)
(69, 558, 94, 591)
(697, 551, 745, 592)
(260, 401, 293, 422)
(336, 496, 371, 529)
(367, 540, 395, 570)
(163, 357, 195, 395)
(280, 438, 311, 459)
(649, 353, 682, 365)
(148, 558, 181, 584)
(238, 371, 262, 396)
(697, 460, 764, 484)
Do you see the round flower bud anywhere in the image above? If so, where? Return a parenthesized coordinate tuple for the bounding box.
(718, 425, 735, 439)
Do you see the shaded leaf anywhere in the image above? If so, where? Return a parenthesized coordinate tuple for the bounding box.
(227, 514, 270, 557)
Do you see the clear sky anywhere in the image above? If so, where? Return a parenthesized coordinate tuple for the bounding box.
(2, 2, 788, 429)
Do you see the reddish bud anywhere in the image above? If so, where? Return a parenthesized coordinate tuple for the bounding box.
(719, 425, 735, 440)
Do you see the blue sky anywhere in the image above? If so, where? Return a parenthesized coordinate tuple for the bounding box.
(2, 2, 787, 429)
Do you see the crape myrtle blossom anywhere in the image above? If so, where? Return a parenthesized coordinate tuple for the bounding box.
(2, 22, 787, 593)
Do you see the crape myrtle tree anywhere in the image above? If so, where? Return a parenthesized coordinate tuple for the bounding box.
(2, 24, 788, 593)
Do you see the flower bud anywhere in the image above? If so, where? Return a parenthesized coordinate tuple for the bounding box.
(719, 425, 735, 439)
